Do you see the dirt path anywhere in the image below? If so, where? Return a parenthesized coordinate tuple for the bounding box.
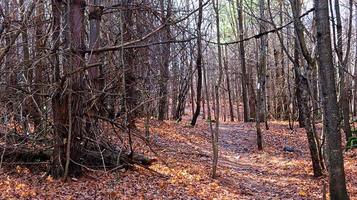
(150, 120, 329, 199)
(210, 122, 323, 199)
(183, 122, 319, 199)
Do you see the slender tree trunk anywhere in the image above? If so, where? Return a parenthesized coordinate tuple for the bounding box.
(237, 0, 250, 122)
(88, 0, 104, 106)
(171, 59, 179, 120)
(191, 0, 203, 126)
(294, 60, 323, 177)
(212, 0, 223, 178)
(204, 64, 211, 120)
(19, 0, 31, 134)
(289, 0, 323, 177)
(33, 0, 45, 131)
(235, 74, 241, 121)
(50, 0, 65, 178)
(314, 0, 349, 199)
(334, 0, 352, 141)
(355, 4, 357, 117)
(256, 0, 267, 150)
(224, 46, 234, 122)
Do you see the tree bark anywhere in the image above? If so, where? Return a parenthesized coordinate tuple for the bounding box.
(88, 0, 104, 109)
(158, 0, 172, 121)
(355, 4, 357, 117)
(314, 0, 349, 198)
(50, 0, 64, 178)
(334, 0, 352, 141)
(50, 0, 86, 178)
(122, 0, 138, 129)
(256, 0, 267, 150)
(191, 0, 203, 126)
(224, 46, 234, 122)
(212, 0, 223, 178)
(33, 0, 46, 131)
(237, 0, 250, 122)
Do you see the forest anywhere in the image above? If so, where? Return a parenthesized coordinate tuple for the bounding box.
(0, 0, 356, 199)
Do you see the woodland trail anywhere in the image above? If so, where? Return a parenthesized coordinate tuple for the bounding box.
(0, 120, 356, 199)
(150, 120, 330, 199)
(203, 122, 326, 200)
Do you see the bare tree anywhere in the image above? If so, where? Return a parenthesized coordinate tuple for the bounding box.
(314, 0, 349, 198)
(191, 0, 203, 126)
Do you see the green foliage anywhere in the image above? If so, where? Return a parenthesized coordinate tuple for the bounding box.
(352, 128, 357, 135)
(346, 137, 357, 150)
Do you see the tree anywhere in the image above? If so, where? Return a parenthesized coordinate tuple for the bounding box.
(290, 0, 323, 177)
(191, 0, 203, 126)
(158, 0, 172, 121)
(212, 0, 223, 178)
(314, 0, 349, 198)
(256, 0, 268, 150)
(88, 0, 104, 109)
(50, 0, 86, 178)
(237, 0, 250, 122)
(333, 0, 353, 141)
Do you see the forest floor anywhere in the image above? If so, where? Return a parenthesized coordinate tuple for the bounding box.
(0, 117, 356, 199)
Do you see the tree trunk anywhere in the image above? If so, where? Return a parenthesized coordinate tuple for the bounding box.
(203, 64, 211, 121)
(158, 0, 172, 121)
(237, 0, 250, 122)
(334, 0, 352, 141)
(121, 0, 138, 129)
(290, 0, 323, 177)
(88, 0, 104, 110)
(212, 0, 223, 178)
(50, 0, 64, 178)
(355, 4, 357, 117)
(314, 0, 349, 198)
(50, 0, 86, 178)
(33, 0, 46, 132)
(191, 0, 203, 126)
(224, 46, 234, 122)
(256, 0, 267, 150)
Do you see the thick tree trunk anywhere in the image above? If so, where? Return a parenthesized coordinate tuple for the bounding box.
(122, 0, 137, 128)
(314, 0, 349, 199)
(50, 0, 86, 178)
(158, 0, 172, 121)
